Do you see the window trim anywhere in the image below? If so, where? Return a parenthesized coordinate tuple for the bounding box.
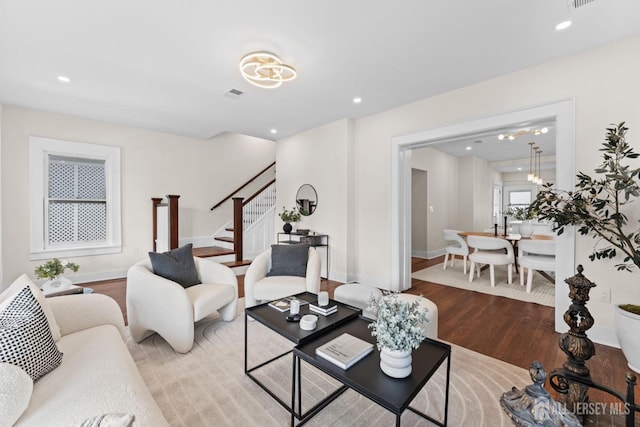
(29, 137, 121, 260)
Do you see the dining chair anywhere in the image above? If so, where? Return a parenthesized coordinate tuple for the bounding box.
(467, 235, 515, 287)
(442, 229, 469, 274)
(518, 239, 556, 293)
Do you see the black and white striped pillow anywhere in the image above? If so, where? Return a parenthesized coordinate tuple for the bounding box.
(0, 286, 63, 380)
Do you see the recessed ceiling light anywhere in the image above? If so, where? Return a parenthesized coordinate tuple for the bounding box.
(466, 146, 472, 151)
(555, 20, 572, 31)
(353, 97, 362, 104)
(517, 167, 522, 171)
(270, 129, 277, 134)
(57, 75, 71, 83)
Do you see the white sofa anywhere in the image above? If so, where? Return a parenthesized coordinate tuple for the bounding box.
(13, 293, 168, 426)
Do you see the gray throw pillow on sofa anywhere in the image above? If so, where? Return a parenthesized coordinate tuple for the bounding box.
(267, 244, 310, 278)
(148, 244, 201, 288)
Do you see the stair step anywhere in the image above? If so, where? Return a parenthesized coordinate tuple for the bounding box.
(192, 246, 235, 258)
(225, 227, 234, 232)
(215, 236, 234, 244)
(221, 259, 253, 268)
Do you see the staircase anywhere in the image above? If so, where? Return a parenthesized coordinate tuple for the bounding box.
(152, 163, 276, 272)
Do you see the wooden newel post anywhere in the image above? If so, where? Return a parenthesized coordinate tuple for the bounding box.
(559, 265, 596, 413)
(233, 197, 244, 262)
(167, 195, 180, 250)
(151, 197, 164, 252)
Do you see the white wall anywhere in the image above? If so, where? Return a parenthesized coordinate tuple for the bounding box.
(279, 35, 640, 345)
(1, 105, 275, 287)
(411, 169, 428, 257)
(411, 146, 459, 256)
(0, 103, 3, 284)
(276, 119, 352, 282)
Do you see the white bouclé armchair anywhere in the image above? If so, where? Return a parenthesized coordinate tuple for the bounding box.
(244, 246, 321, 308)
(126, 257, 238, 353)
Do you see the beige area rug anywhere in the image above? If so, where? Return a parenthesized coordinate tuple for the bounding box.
(412, 261, 555, 307)
(127, 299, 531, 426)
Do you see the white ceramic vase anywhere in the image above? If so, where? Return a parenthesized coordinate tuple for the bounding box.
(614, 305, 640, 374)
(379, 347, 412, 378)
(519, 221, 534, 238)
(42, 276, 72, 292)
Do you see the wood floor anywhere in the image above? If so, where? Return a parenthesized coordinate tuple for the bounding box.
(88, 256, 636, 406)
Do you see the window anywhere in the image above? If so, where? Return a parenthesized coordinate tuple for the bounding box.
(30, 137, 121, 260)
(508, 190, 532, 209)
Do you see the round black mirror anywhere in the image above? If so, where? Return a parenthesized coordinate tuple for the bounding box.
(296, 184, 317, 216)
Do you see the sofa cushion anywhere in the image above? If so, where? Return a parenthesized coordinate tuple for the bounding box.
(0, 363, 33, 427)
(0, 286, 63, 380)
(148, 244, 200, 288)
(267, 244, 310, 278)
(0, 274, 61, 342)
(16, 325, 168, 426)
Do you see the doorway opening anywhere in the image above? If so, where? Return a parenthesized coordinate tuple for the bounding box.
(390, 99, 575, 333)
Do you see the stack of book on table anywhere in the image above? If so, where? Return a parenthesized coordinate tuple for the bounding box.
(309, 302, 337, 316)
(315, 333, 374, 369)
(268, 296, 309, 312)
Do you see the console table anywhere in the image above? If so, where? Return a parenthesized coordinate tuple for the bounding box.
(277, 232, 329, 280)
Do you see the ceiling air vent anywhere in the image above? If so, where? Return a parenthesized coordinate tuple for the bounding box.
(569, 0, 595, 8)
(223, 88, 244, 99)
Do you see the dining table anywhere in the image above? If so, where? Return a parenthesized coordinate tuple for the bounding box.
(458, 231, 554, 275)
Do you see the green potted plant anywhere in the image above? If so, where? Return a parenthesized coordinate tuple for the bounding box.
(504, 206, 538, 236)
(279, 206, 301, 234)
(530, 122, 640, 373)
(35, 258, 80, 288)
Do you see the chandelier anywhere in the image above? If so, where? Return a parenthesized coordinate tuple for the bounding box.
(527, 142, 544, 185)
(239, 51, 297, 89)
(499, 127, 548, 141)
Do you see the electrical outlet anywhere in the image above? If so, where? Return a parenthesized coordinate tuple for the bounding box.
(598, 287, 611, 303)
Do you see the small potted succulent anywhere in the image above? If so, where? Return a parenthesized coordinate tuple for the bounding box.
(367, 292, 429, 378)
(531, 122, 640, 373)
(279, 206, 301, 234)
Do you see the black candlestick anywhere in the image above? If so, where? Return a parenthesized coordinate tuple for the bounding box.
(494, 224, 498, 236)
(503, 216, 508, 236)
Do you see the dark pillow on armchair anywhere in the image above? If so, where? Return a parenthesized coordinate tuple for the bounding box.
(267, 244, 310, 278)
(148, 244, 201, 288)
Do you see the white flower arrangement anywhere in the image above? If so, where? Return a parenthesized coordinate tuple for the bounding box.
(367, 292, 429, 352)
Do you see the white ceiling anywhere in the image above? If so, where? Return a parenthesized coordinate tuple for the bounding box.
(1, 0, 640, 141)
(423, 119, 557, 173)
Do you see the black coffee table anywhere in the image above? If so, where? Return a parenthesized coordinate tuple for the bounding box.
(292, 317, 451, 426)
(244, 292, 361, 416)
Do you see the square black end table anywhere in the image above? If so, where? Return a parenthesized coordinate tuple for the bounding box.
(244, 292, 361, 415)
(292, 317, 451, 426)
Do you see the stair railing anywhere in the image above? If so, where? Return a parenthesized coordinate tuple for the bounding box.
(242, 180, 276, 230)
(210, 162, 275, 211)
(231, 179, 276, 261)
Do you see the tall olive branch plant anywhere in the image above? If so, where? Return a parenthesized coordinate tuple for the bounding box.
(531, 122, 640, 275)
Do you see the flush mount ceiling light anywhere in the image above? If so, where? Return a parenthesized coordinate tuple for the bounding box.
(239, 51, 296, 89)
(498, 127, 548, 141)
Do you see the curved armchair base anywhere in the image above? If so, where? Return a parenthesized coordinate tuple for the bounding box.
(127, 257, 238, 354)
